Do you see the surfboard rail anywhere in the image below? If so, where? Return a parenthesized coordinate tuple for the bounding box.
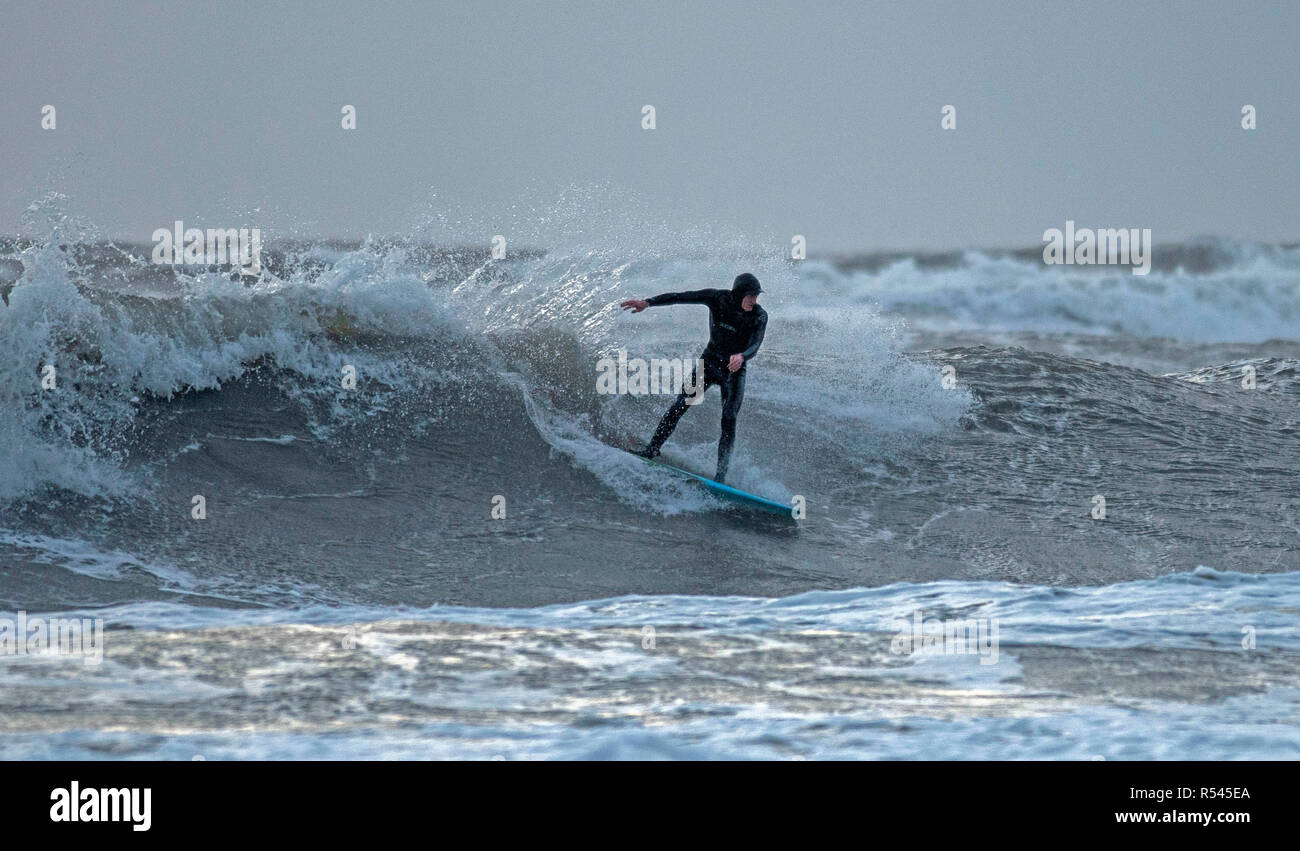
(635, 454, 795, 517)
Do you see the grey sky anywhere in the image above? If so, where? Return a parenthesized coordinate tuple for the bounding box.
(3, 0, 1296, 252)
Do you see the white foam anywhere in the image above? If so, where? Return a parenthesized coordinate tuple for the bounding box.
(0, 531, 196, 587)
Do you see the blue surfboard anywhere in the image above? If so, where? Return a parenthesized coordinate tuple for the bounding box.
(635, 453, 795, 517)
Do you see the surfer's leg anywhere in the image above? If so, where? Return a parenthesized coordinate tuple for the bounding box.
(714, 370, 746, 482)
(643, 394, 691, 457)
(644, 364, 710, 456)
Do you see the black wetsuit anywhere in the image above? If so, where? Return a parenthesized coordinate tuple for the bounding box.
(642, 288, 768, 482)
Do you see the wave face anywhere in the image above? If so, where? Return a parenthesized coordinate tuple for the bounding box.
(2, 206, 1298, 759)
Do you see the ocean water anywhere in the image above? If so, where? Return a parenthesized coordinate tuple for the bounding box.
(1, 202, 1298, 759)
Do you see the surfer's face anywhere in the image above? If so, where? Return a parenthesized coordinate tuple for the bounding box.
(741, 294, 758, 311)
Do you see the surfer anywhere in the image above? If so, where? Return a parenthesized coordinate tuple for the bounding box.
(620, 273, 767, 483)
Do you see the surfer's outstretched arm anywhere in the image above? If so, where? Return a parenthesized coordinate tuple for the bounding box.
(647, 289, 723, 307)
(620, 289, 723, 313)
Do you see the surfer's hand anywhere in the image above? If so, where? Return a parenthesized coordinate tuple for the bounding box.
(620, 299, 649, 313)
(728, 354, 744, 372)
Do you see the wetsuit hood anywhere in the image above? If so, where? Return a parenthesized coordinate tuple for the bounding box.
(731, 273, 762, 297)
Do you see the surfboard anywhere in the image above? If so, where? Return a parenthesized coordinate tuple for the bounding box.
(632, 452, 795, 517)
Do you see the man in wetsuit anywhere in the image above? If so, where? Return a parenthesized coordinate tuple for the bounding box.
(619, 272, 767, 483)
